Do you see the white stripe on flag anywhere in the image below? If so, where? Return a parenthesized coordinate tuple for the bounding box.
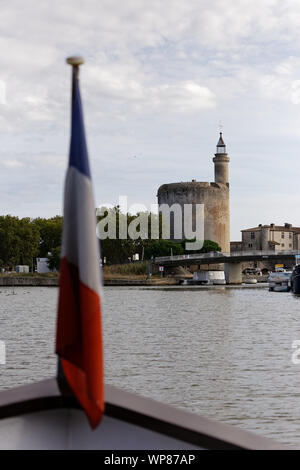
(61, 166, 101, 296)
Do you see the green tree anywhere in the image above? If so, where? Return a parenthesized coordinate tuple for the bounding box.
(47, 246, 61, 271)
(98, 207, 140, 264)
(181, 239, 222, 254)
(97, 208, 166, 264)
(0, 216, 39, 269)
(144, 240, 184, 258)
(18, 218, 40, 266)
(0, 216, 21, 267)
(33, 216, 63, 257)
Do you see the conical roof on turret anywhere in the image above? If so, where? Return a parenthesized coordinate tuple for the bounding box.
(217, 132, 225, 147)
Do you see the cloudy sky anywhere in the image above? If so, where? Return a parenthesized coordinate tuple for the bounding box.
(1, 0, 300, 239)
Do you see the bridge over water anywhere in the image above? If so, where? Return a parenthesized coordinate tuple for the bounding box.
(154, 250, 300, 267)
(154, 250, 300, 284)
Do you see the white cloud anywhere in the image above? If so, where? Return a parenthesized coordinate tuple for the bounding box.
(84, 60, 216, 115)
(258, 57, 300, 104)
(0, 0, 299, 130)
(0, 0, 300, 238)
(154, 82, 216, 112)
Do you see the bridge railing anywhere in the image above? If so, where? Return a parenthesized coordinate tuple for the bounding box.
(155, 252, 228, 263)
(228, 250, 300, 257)
(154, 250, 300, 263)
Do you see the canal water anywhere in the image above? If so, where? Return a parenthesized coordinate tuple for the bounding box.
(1, 285, 300, 447)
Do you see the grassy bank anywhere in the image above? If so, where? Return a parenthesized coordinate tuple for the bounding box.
(0, 263, 150, 281)
(103, 262, 149, 279)
(0, 272, 59, 278)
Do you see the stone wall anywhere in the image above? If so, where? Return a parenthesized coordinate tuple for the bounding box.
(157, 181, 230, 252)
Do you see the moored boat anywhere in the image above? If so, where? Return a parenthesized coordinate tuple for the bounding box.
(291, 265, 300, 294)
(267, 271, 291, 292)
(181, 271, 226, 285)
(244, 278, 257, 284)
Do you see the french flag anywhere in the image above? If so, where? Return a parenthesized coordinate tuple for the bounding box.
(56, 59, 104, 429)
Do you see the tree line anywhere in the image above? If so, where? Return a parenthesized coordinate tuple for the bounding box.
(0, 215, 62, 270)
(0, 209, 221, 271)
(98, 207, 221, 265)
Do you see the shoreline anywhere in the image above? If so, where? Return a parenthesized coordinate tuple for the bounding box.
(0, 276, 269, 288)
(0, 277, 59, 286)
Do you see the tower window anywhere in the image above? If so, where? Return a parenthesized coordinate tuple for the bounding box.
(250, 232, 255, 239)
(217, 146, 226, 154)
(281, 232, 285, 239)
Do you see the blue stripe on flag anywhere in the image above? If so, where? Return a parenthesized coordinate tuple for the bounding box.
(69, 76, 91, 178)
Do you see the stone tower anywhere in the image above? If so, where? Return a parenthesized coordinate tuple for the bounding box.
(213, 132, 229, 184)
(157, 133, 230, 252)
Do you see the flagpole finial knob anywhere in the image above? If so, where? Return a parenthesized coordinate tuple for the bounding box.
(66, 56, 84, 66)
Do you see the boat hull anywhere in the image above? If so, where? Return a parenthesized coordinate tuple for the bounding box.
(268, 271, 291, 292)
(0, 379, 290, 450)
(291, 266, 300, 294)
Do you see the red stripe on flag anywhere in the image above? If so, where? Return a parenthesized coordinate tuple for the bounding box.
(56, 257, 104, 428)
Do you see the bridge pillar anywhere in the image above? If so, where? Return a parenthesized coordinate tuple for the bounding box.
(225, 262, 243, 284)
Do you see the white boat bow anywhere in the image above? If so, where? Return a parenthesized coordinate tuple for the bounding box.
(0, 379, 291, 450)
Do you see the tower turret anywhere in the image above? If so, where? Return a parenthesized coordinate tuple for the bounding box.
(157, 133, 230, 252)
(213, 132, 230, 185)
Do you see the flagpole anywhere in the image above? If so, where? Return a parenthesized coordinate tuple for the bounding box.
(66, 56, 84, 95)
(56, 55, 85, 397)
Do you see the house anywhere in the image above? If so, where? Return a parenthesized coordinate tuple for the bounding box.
(241, 223, 300, 252)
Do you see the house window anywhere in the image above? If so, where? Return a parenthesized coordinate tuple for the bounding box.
(289, 244, 292, 248)
(281, 232, 285, 239)
(281, 243, 284, 247)
(289, 232, 292, 239)
(248, 243, 253, 248)
(250, 232, 255, 239)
